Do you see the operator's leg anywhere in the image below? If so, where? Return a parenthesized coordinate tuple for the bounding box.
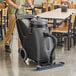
(5, 14, 15, 53)
(5, 14, 22, 53)
(18, 37, 22, 49)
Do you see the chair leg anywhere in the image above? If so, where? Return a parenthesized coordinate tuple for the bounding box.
(73, 33, 76, 46)
(4, 24, 6, 36)
(1, 27, 3, 40)
(70, 37, 72, 48)
(59, 34, 63, 46)
(74, 33, 76, 46)
(60, 34, 63, 43)
(48, 27, 51, 32)
(75, 34, 76, 45)
(68, 35, 71, 50)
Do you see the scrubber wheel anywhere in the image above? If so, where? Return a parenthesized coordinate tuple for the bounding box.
(18, 48, 27, 61)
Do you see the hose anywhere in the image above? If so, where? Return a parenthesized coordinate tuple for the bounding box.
(0, 18, 30, 47)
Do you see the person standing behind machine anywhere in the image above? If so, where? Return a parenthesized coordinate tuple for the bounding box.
(5, 0, 34, 53)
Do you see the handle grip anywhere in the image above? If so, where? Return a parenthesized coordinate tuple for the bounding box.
(15, 4, 30, 15)
(21, 4, 31, 7)
(15, 4, 36, 18)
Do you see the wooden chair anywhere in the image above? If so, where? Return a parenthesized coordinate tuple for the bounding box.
(26, 7, 42, 15)
(35, 8, 42, 15)
(68, 4, 76, 9)
(54, 0, 61, 4)
(25, 0, 34, 4)
(73, 16, 76, 45)
(42, 2, 48, 12)
(48, 19, 63, 24)
(0, 3, 8, 25)
(51, 15, 72, 50)
(53, 0, 62, 9)
(0, 7, 8, 40)
(26, 9, 32, 14)
(47, 3, 63, 30)
(42, 2, 54, 12)
(48, 3, 54, 11)
(0, 4, 5, 9)
(47, 0, 54, 3)
(72, 1, 76, 4)
(48, 19, 63, 31)
(71, 14, 76, 45)
(71, 14, 76, 28)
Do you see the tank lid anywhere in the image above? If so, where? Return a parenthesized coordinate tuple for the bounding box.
(31, 16, 48, 26)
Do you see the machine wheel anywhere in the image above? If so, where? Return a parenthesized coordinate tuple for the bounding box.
(18, 48, 27, 61)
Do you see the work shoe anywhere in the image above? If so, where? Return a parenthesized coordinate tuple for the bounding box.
(5, 45, 11, 53)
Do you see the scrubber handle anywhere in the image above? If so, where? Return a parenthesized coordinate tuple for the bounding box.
(15, 4, 36, 18)
(15, 4, 31, 18)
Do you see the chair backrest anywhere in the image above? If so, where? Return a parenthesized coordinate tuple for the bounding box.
(71, 14, 76, 24)
(72, 1, 76, 4)
(2, 7, 8, 17)
(48, 3, 54, 10)
(26, 10, 32, 14)
(0, 4, 5, 9)
(0, 7, 8, 25)
(47, 0, 54, 3)
(69, 4, 76, 9)
(54, 0, 61, 4)
(42, 2, 54, 12)
(0, 3, 7, 18)
(42, 2, 48, 12)
(71, 14, 76, 31)
(47, 0, 50, 2)
(74, 16, 76, 28)
(68, 15, 72, 33)
(35, 8, 42, 15)
(25, 0, 34, 4)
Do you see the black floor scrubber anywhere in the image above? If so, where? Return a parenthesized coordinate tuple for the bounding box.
(15, 5, 64, 71)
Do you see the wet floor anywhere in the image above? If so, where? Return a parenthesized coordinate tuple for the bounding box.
(0, 27, 76, 76)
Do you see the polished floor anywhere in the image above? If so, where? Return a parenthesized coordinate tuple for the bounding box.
(0, 27, 76, 76)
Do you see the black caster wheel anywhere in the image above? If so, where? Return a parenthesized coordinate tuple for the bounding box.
(18, 48, 27, 61)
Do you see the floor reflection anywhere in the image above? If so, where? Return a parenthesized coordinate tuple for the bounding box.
(0, 27, 76, 76)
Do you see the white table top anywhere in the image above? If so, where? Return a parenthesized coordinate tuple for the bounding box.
(36, 8, 76, 20)
(68, 9, 76, 14)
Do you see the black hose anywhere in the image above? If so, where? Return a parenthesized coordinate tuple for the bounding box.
(43, 32, 56, 59)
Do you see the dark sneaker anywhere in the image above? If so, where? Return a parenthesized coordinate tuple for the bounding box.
(5, 45, 11, 53)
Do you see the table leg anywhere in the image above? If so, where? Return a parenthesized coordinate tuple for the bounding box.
(53, 19, 56, 28)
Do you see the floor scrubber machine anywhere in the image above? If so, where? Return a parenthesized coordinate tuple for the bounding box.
(15, 5, 64, 71)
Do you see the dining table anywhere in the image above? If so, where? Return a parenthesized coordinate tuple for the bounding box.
(36, 8, 76, 28)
